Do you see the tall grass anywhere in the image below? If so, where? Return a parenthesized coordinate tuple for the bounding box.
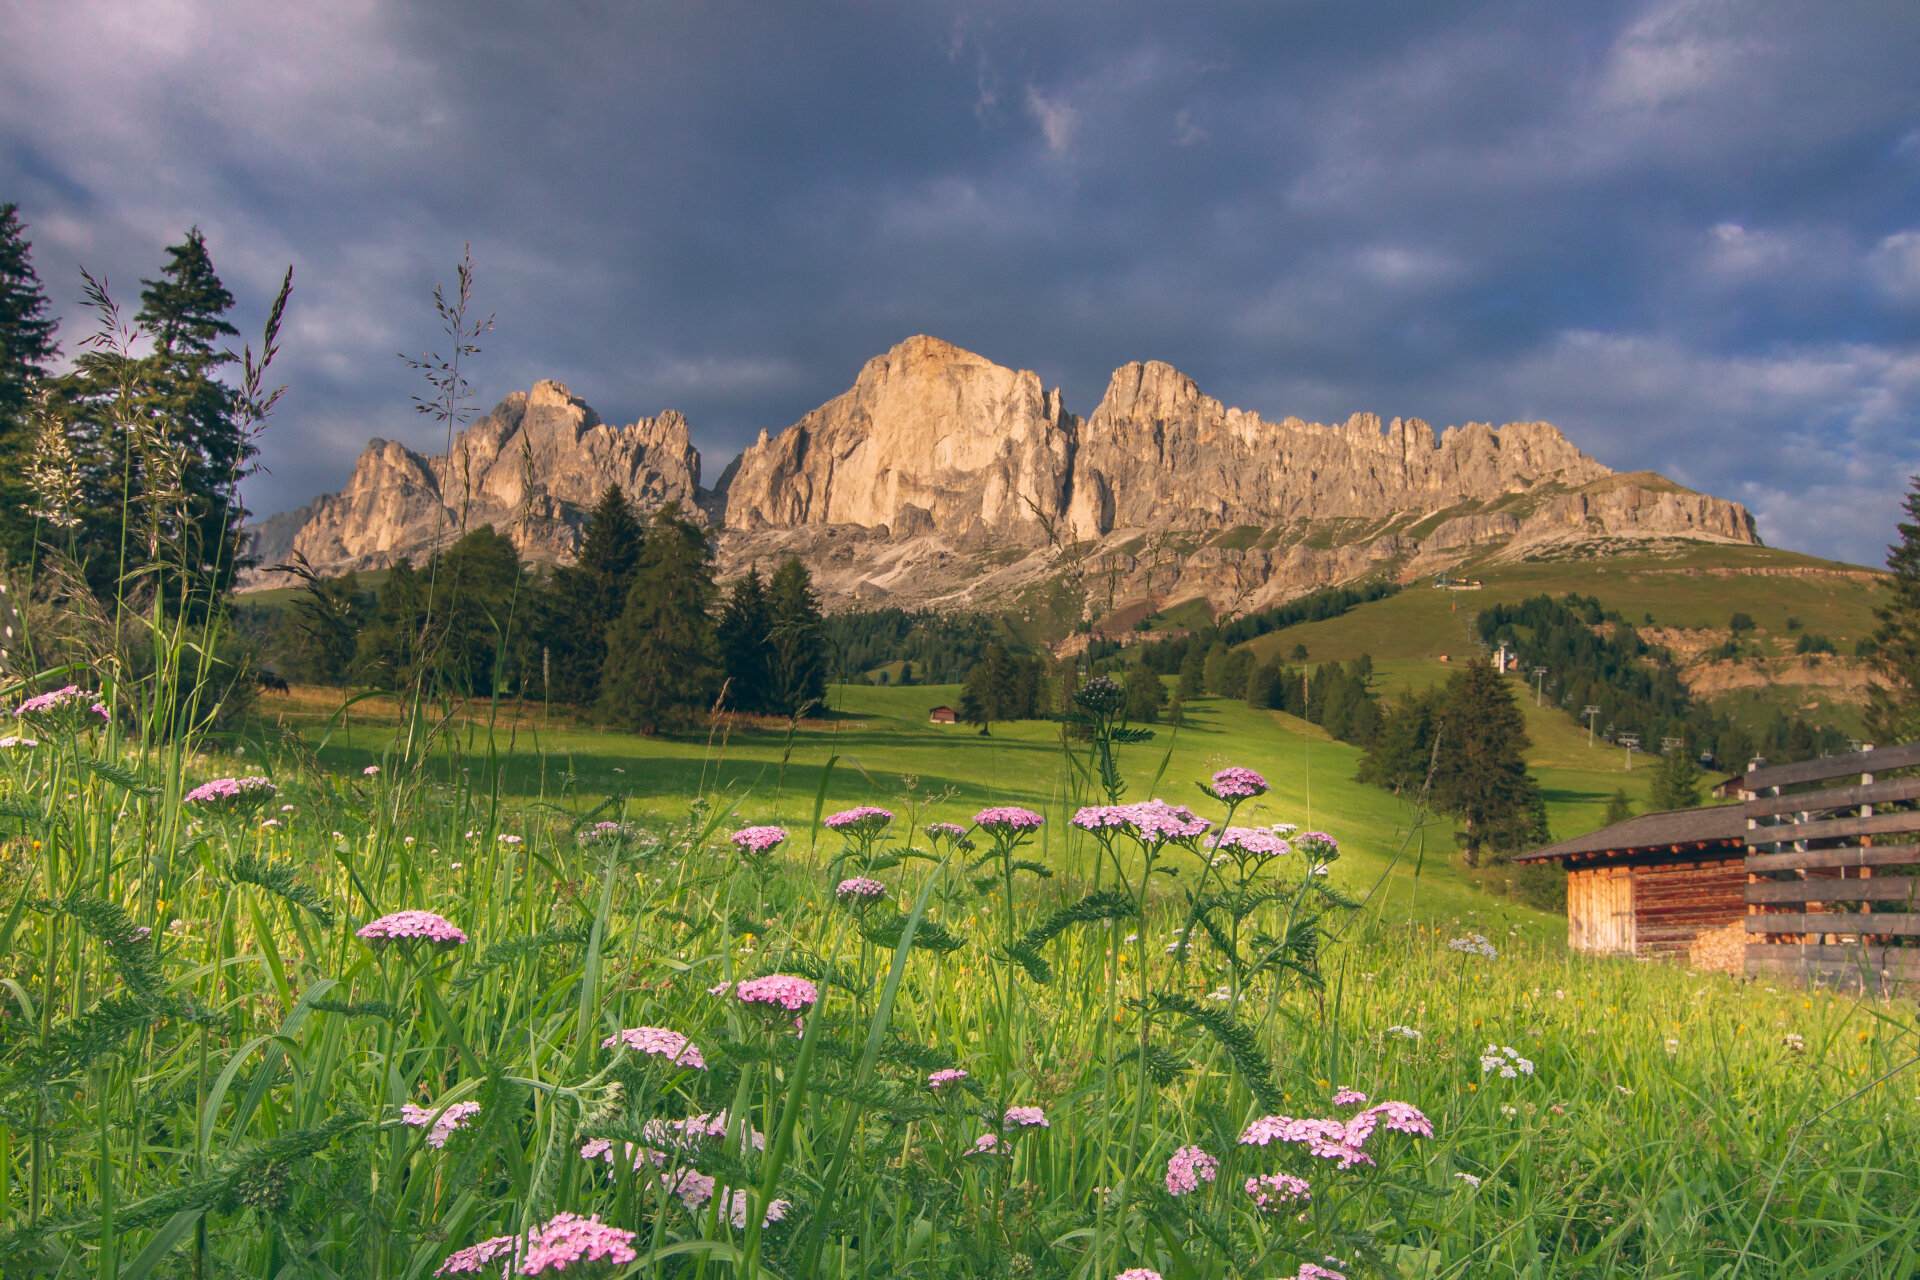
(0, 668, 1917, 1279)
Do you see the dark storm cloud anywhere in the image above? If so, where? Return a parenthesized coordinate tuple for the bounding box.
(3, 0, 1917, 564)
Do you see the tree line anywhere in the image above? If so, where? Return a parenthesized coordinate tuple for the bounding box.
(258, 488, 829, 735)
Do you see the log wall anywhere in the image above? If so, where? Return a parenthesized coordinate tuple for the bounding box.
(1632, 858, 1747, 956)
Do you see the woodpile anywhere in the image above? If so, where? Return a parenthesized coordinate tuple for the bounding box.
(1689, 921, 1746, 974)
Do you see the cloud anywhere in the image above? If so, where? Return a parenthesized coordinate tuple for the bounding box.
(1024, 85, 1080, 154)
(1870, 231, 1920, 304)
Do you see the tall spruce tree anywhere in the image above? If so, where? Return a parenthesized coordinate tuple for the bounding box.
(1649, 746, 1704, 811)
(1430, 657, 1549, 862)
(598, 503, 718, 734)
(765, 556, 828, 719)
(1866, 473, 1920, 744)
(539, 486, 645, 705)
(716, 565, 773, 713)
(0, 204, 59, 566)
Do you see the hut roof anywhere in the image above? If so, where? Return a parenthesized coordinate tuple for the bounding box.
(1515, 804, 1746, 865)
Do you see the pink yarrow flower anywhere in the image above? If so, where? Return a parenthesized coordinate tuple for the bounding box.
(601, 1026, 705, 1069)
(1070, 799, 1210, 844)
(1210, 766, 1269, 799)
(1237, 1115, 1372, 1169)
(401, 1101, 481, 1148)
(1207, 826, 1292, 859)
(1245, 1171, 1312, 1210)
(823, 806, 893, 833)
(968, 1132, 1001, 1155)
(1331, 1088, 1369, 1107)
(1116, 1271, 1164, 1280)
(13, 685, 110, 725)
(184, 776, 278, 807)
(357, 910, 468, 950)
(730, 825, 789, 856)
(733, 974, 819, 1012)
(924, 821, 969, 843)
(835, 876, 887, 903)
(0, 735, 40, 749)
(1165, 1145, 1219, 1196)
(927, 1068, 968, 1089)
(1364, 1099, 1433, 1137)
(1002, 1106, 1049, 1129)
(435, 1211, 637, 1276)
(1295, 1265, 1346, 1280)
(973, 805, 1044, 833)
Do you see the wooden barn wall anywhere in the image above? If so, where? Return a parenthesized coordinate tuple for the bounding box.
(1567, 866, 1634, 954)
(1633, 858, 1747, 955)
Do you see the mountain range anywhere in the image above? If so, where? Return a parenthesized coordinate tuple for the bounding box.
(243, 335, 1760, 619)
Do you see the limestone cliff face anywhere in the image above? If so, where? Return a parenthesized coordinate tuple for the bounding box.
(723, 336, 1075, 543)
(253, 380, 700, 578)
(1067, 360, 1611, 538)
(244, 337, 1762, 614)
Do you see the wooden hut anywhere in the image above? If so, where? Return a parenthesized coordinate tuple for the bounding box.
(1516, 806, 1747, 956)
(928, 705, 956, 724)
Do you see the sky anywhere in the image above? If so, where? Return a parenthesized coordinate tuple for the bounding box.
(3, 0, 1918, 567)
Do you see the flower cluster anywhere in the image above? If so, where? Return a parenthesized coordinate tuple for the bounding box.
(401, 1100, 481, 1148)
(1002, 1105, 1049, 1129)
(0, 735, 40, 750)
(1165, 1145, 1219, 1196)
(1209, 766, 1269, 799)
(658, 1170, 790, 1227)
(1070, 799, 1211, 844)
(577, 820, 642, 846)
(973, 805, 1044, 833)
(184, 776, 278, 809)
(1292, 831, 1339, 859)
(1240, 1099, 1432, 1169)
(1206, 826, 1292, 859)
(729, 825, 789, 856)
(1448, 933, 1498, 958)
(733, 974, 819, 1012)
(823, 806, 894, 834)
(1073, 675, 1127, 716)
(835, 876, 887, 903)
(927, 1068, 968, 1089)
(1386, 1025, 1422, 1040)
(436, 1212, 637, 1276)
(1331, 1088, 1369, 1107)
(1115, 1270, 1164, 1280)
(601, 1026, 705, 1069)
(1245, 1171, 1312, 1211)
(13, 685, 109, 726)
(924, 821, 969, 845)
(1479, 1045, 1534, 1078)
(356, 910, 468, 950)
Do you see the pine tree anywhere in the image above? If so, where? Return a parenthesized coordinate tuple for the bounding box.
(598, 503, 718, 734)
(960, 643, 1017, 734)
(1866, 473, 1920, 743)
(1430, 657, 1549, 863)
(1177, 644, 1205, 699)
(1649, 747, 1704, 811)
(0, 204, 60, 566)
(716, 565, 773, 713)
(1355, 690, 1439, 794)
(765, 556, 828, 719)
(540, 486, 645, 705)
(1125, 666, 1167, 725)
(1603, 788, 1634, 826)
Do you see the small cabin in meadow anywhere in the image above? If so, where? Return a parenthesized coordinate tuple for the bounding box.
(928, 705, 956, 724)
(1516, 805, 1748, 957)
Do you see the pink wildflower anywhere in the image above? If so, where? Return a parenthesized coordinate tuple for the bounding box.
(600, 1026, 705, 1069)
(641, 1110, 765, 1156)
(184, 776, 278, 807)
(835, 876, 887, 903)
(1210, 766, 1269, 799)
(1237, 1115, 1372, 1168)
(734, 974, 819, 1012)
(1293, 831, 1339, 859)
(515, 1212, 637, 1275)
(823, 806, 894, 833)
(1116, 1271, 1164, 1280)
(968, 1132, 1001, 1155)
(0, 735, 40, 749)
(363, 765, 380, 777)
(1245, 1172, 1312, 1211)
(401, 1101, 481, 1148)
(1206, 826, 1292, 859)
(730, 825, 789, 856)
(927, 1068, 968, 1089)
(973, 806, 1044, 833)
(1165, 1145, 1219, 1196)
(1002, 1106, 1049, 1129)
(434, 1233, 517, 1275)
(1070, 799, 1210, 844)
(1331, 1088, 1369, 1107)
(1295, 1265, 1346, 1280)
(924, 821, 969, 844)
(357, 910, 467, 950)
(1364, 1099, 1434, 1138)
(13, 685, 110, 725)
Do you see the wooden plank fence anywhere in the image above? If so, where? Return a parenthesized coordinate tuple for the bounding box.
(1743, 739, 1920, 992)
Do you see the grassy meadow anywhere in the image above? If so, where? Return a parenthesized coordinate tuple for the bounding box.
(2, 665, 1918, 1280)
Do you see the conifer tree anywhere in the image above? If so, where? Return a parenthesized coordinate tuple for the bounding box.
(1603, 788, 1634, 826)
(598, 503, 718, 734)
(0, 204, 59, 565)
(716, 565, 773, 713)
(540, 486, 644, 705)
(1431, 657, 1549, 862)
(765, 556, 828, 719)
(1649, 746, 1704, 811)
(1866, 473, 1920, 743)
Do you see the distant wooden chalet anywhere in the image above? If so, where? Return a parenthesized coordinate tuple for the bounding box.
(1517, 805, 1748, 957)
(928, 705, 956, 724)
